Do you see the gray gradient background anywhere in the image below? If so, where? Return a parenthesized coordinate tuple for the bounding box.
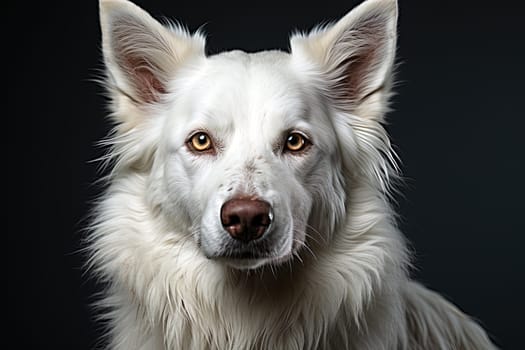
(8, 0, 524, 348)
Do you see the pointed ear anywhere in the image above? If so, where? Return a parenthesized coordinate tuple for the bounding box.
(290, 0, 397, 116)
(99, 0, 205, 106)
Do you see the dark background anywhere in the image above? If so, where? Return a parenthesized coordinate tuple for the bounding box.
(8, 0, 524, 348)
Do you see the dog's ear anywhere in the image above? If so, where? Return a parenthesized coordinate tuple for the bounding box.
(290, 0, 397, 117)
(99, 0, 205, 107)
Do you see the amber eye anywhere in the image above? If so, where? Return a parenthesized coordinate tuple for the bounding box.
(285, 132, 309, 152)
(189, 132, 213, 152)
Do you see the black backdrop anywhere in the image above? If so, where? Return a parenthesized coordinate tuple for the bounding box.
(8, 0, 524, 348)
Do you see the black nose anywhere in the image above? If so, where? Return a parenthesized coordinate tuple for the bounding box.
(220, 198, 272, 242)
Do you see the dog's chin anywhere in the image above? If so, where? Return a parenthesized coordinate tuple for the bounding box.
(220, 257, 273, 270)
(218, 253, 292, 270)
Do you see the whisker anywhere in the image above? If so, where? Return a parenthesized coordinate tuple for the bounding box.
(269, 263, 277, 279)
(305, 224, 328, 245)
(292, 249, 304, 265)
(293, 237, 318, 261)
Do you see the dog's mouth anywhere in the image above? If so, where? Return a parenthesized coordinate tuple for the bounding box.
(206, 240, 290, 270)
(202, 234, 291, 270)
(222, 251, 267, 260)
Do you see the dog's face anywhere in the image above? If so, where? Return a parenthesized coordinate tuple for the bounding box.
(162, 51, 341, 269)
(99, 0, 397, 269)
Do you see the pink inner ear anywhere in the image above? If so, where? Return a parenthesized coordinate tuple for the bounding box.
(330, 16, 390, 107)
(111, 16, 169, 105)
(124, 55, 167, 104)
(340, 44, 378, 103)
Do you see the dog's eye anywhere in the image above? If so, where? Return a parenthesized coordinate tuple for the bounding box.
(285, 132, 309, 153)
(188, 132, 213, 153)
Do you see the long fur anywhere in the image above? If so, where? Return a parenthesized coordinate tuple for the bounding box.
(87, 0, 498, 349)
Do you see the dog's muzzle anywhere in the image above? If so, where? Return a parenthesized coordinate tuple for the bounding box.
(220, 198, 273, 242)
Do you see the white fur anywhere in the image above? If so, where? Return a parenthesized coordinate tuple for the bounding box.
(88, 0, 497, 348)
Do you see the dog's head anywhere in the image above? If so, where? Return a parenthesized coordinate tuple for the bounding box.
(99, 0, 397, 270)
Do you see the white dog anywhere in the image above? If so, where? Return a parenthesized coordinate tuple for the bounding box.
(89, 0, 498, 348)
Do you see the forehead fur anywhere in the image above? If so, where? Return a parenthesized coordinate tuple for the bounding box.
(170, 50, 313, 127)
